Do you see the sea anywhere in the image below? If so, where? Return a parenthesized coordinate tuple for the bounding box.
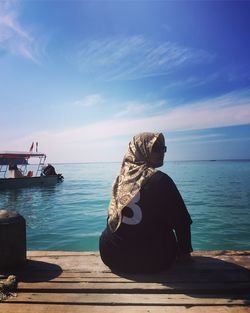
(0, 160, 249, 252)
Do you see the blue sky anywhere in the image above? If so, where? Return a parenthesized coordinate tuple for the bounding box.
(0, 0, 250, 162)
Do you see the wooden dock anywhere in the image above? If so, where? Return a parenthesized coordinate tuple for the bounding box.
(1, 250, 250, 312)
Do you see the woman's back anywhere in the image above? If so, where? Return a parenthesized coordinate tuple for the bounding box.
(99, 132, 192, 273)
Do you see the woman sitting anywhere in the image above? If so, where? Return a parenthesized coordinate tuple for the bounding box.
(99, 132, 193, 273)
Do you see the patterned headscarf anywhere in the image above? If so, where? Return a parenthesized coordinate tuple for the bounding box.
(108, 132, 164, 232)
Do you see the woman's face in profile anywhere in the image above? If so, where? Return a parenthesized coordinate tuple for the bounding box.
(149, 134, 166, 168)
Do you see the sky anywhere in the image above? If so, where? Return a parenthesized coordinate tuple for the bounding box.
(0, 0, 250, 163)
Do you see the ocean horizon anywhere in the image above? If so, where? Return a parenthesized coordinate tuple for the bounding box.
(51, 159, 250, 164)
(0, 160, 249, 252)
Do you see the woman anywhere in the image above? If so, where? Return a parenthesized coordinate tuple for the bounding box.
(99, 132, 193, 273)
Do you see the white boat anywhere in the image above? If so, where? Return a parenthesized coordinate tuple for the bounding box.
(0, 150, 63, 189)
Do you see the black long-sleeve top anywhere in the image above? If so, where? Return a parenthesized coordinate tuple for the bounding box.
(99, 171, 193, 273)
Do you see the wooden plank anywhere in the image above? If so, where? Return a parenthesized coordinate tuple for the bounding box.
(27, 251, 98, 257)
(25, 254, 105, 272)
(26, 251, 250, 257)
(12, 272, 250, 283)
(1, 303, 250, 313)
(16, 281, 250, 294)
(17, 259, 250, 272)
(6, 292, 250, 305)
(23, 251, 250, 271)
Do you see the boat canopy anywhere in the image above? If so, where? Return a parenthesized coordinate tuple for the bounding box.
(0, 151, 46, 165)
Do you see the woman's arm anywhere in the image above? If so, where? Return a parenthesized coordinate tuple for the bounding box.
(162, 175, 193, 255)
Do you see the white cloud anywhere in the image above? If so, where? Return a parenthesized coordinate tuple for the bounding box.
(167, 133, 224, 143)
(73, 94, 104, 107)
(0, 1, 40, 63)
(74, 36, 215, 81)
(114, 102, 147, 118)
(114, 100, 165, 118)
(2, 89, 250, 162)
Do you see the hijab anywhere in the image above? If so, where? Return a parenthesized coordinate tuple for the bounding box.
(108, 132, 164, 232)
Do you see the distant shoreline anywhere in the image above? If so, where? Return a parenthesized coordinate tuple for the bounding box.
(49, 159, 250, 165)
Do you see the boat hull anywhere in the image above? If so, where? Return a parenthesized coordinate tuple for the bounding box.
(0, 176, 59, 189)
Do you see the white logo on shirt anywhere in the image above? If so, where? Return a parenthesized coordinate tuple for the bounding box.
(122, 191, 142, 225)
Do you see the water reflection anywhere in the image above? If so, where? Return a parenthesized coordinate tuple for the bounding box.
(0, 185, 59, 229)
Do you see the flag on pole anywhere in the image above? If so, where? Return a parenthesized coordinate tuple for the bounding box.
(29, 142, 34, 152)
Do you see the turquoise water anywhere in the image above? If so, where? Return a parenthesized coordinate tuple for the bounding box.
(0, 161, 249, 251)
